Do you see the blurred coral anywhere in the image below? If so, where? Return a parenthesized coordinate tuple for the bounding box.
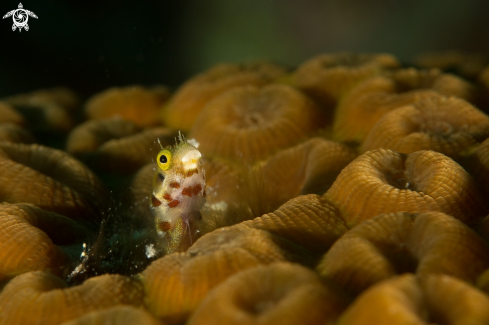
(415, 51, 488, 80)
(333, 68, 476, 144)
(294, 52, 399, 121)
(67, 117, 140, 155)
(85, 86, 169, 127)
(130, 163, 154, 217)
(2, 87, 79, 133)
(0, 101, 25, 125)
(190, 84, 324, 162)
(333, 78, 439, 144)
(163, 61, 287, 132)
(0, 143, 108, 221)
(3, 87, 80, 112)
(0, 123, 36, 144)
(257, 137, 357, 207)
(361, 96, 489, 159)
(67, 117, 175, 173)
(196, 137, 356, 222)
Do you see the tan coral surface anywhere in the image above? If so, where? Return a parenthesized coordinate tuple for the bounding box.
(2, 52, 489, 325)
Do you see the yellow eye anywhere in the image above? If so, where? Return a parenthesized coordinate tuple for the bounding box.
(157, 149, 172, 170)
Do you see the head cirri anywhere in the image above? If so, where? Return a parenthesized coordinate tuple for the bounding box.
(149, 132, 206, 254)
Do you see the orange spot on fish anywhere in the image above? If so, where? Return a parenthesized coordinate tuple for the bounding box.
(163, 193, 172, 202)
(170, 181, 180, 189)
(151, 195, 162, 207)
(168, 200, 180, 208)
(158, 221, 171, 232)
(182, 187, 193, 197)
(193, 184, 202, 195)
(186, 169, 198, 177)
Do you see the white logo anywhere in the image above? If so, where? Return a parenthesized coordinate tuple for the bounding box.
(3, 3, 37, 32)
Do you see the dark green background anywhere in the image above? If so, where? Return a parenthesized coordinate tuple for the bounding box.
(1, 0, 489, 99)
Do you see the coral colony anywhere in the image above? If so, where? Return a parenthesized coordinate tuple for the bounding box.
(2, 52, 489, 324)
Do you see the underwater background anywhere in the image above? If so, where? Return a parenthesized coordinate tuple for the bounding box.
(3, 1, 489, 324)
(2, 0, 489, 97)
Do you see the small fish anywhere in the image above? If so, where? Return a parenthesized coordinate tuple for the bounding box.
(150, 132, 206, 254)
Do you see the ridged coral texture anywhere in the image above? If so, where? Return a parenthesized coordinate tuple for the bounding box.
(1, 52, 489, 325)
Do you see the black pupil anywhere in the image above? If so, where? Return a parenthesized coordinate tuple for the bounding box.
(160, 154, 167, 164)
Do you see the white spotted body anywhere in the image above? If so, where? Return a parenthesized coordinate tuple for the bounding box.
(149, 133, 206, 253)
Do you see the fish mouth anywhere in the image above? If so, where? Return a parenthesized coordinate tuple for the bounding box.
(181, 149, 201, 170)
